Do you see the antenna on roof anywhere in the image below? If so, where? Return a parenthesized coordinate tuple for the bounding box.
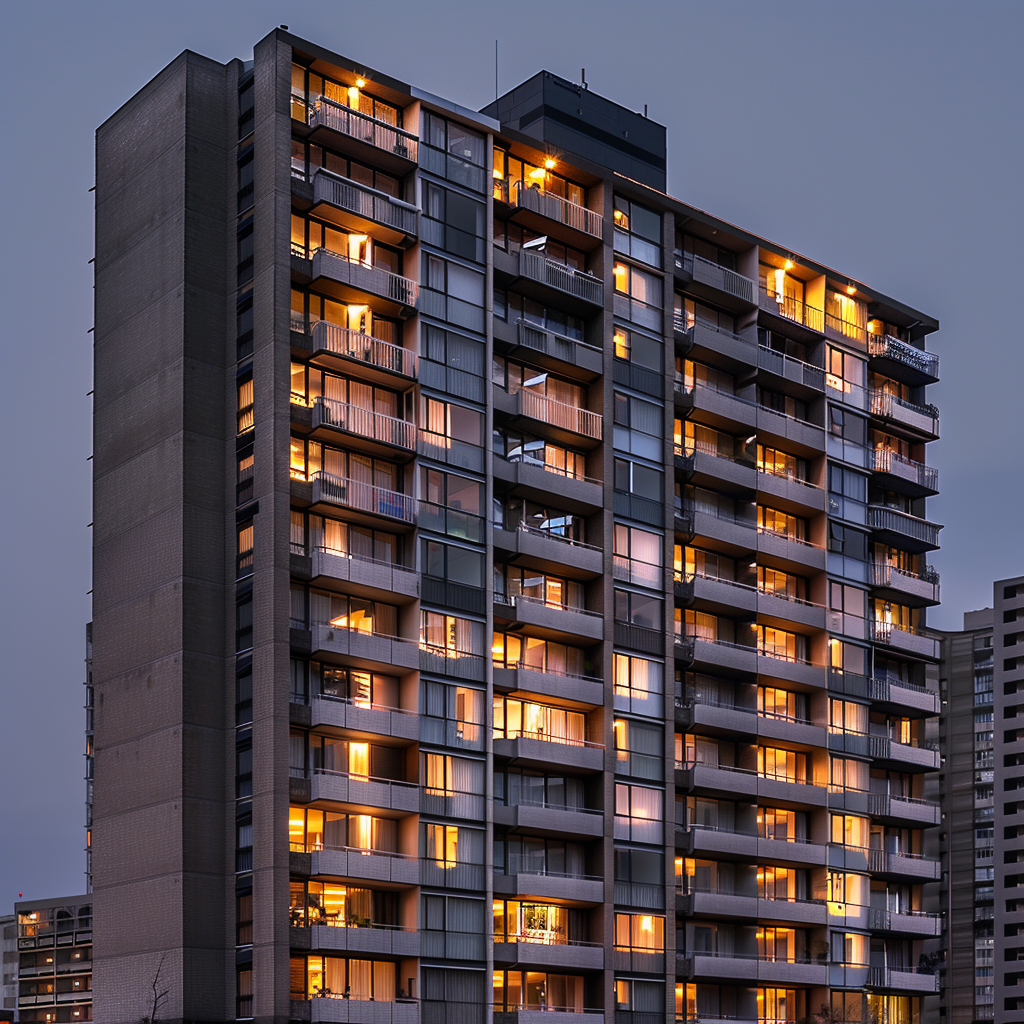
(644, 104, 648, 117)
(581, 68, 587, 90)
(495, 40, 499, 101)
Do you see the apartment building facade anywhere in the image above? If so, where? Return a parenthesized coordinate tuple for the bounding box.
(938, 576, 1024, 1023)
(90, 28, 944, 1024)
(13, 896, 92, 1023)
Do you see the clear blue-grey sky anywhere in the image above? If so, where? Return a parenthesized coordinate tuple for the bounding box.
(0, 0, 1021, 901)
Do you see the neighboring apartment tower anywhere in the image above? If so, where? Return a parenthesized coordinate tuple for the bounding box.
(91, 28, 944, 1024)
(1, 914, 17, 1021)
(938, 575, 1024, 1023)
(13, 896, 92, 1023)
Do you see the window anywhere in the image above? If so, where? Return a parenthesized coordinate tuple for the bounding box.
(830, 813, 868, 848)
(613, 326, 663, 370)
(419, 611, 483, 657)
(613, 196, 662, 267)
(826, 346, 865, 394)
(494, 147, 584, 205)
(314, 666, 398, 709)
(829, 699, 868, 735)
(759, 687, 807, 723)
(492, 970, 586, 1013)
(756, 626, 807, 662)
(422, 681, 484, 747)
(757, 506, 807, 541)
(829, 406, 867, 446)
(421, 539, 484, 588)
(423, 181, 485, 261)
(310, 592, 398, 636)
(493, 696, 586, 746)
(614, 653, 664, 716)
(497, 431, 589, 481)
(421, 325, 485, 377)
(237, 375, 254, 434)
(614, 457, 663, 500)
(237, 522, 254, 577)
(492, 632, 585, 676)
(300, 955, 397, 1002)
(236, 594, 253, 652)
(829, 523, 868, 560)
(757, 566, 806, 602)
(425, 111, 485, 166)
(756, 445, 807, 482)
(614, 783, 663, 843)
(614, 718, 663, 780)
(496, 769, 587, 811)
(614, 392, 664, 458)
(496, 566, 583, 611)
(613, 260, 663, 327)
(613, 524, 663, 587)
(614, 913, 665, 952)
(758, 746, 808, 783)
(615, 589, 663, 630)
(493, 900, 583, 945)
(421, 396, 484, 450)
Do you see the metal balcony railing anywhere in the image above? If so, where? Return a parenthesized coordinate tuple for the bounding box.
(519, 250, 604, 305)
(868, 333, 939, 380)
(510, 181, 603, 237)
(870, 389, 939, 430)
(872, 448, 938, 491)
(676, 252, 756, 303)
(311, 319, 416, 377)
(508, 387, 603, 439)
(312, 169, 418, 235)
(867, 505, 942, 548)
(313, 397, 416, 450)
(869, 562, 940, 589)
(310, 471, 414, 523)
(311, 248, 418, 308)
(309, 96, 418, 161)
(759, 286, 825, 333)
(756, 346, 826, 390)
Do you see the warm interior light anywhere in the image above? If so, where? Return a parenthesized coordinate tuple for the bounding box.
(347, 86, 360, 102)
(544, 157, 556, 169)
(783, 259, 794, 270)
(528, 167, 546, 180)
(846, 284, 856, 295)
(355, 77, 366, 88)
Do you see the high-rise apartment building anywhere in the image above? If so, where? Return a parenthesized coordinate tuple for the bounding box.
(90, 27, 944, 1024)
(938, 575, 1024, 1023)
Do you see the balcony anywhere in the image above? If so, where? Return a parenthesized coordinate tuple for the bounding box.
(675, 252, 756, 307)
(310, 169, 418, 247)
(308, 248, 418, 318)
(756, 470, 826, 515)
(869, 563, 939, 607)
(494, 387, 603, 444)
(759, 286, 825, 338)
(493, 801, 604, 838)
(309, 319, 417, 382)
(682, 317, 758, 371)
(679, 443, 758, 493)
(690, 506, 756, 552)
(308, 695, 419, 743)
(869, 621, 940, 660)
(866, 966, 939, 994)
(310, 623, 420, 672)
(679, 952, 826, 987)
(310, 548, 419, 603)
(495, 594, 604, 643)
(867, 676, 940, 716)
(495, 1011, 605, 1024)
(506, 181, 604, 248)
(494, 869, 604, 904)
(870, 390, 939, 440)
(494, 524, 603, 578)
(868, 848, 940, 882)
(299, 923, 419, 958)
(685, 636, 758, 676)
(868, 734, 939, 771)
(301, 846, 420, 887)
(494, 939, 604, 972)
(308, 472, 415, 527)
(676, 571, 757, 616)
(871, 449, 938, 497)
(417, 645, 486, 683)
(420, 786, 486, 820)
(493, 730, 605, 773)
(301, 998, 421, 1024)
(311, 397, 416, 457)
(677, 382, 757, 431)
(756, 346, 825, 394)
(309, 769, 419, 814)
(498, 318, 603, 380)
(866, 505, 941, 553)
(755, 405, 826, 457)
(755, 528, 827, 573)
(517, 250, 604, 310)
(868, 791, 940, 826)
(867, 907, 941, 938)
(867, 333, 939, 386)
(307, 95, 418, 169)
(493, 663, 604, 707)
(494, 457, 603, 516)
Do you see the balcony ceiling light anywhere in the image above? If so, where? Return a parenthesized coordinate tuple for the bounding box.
(783, 259, 794, 270)
(847, 284, 857, 295)
(355, 77, 366, 88)
(544, 157, 556, 169)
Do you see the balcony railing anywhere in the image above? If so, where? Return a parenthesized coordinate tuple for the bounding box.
(313, 397, 416, 450)
(869, 390, 939, 435)
(871, 449, 938, 492)
(756, 346, 826, 391)
(309, 96, 419, 161)
(311, 248, 418, 309)
(508, 387, 603, 440)
(312, 169, 419, 235)
(510, 181, 603, 238)
(867, 505, 942, 549)
(516, 318, 601, 368)
(869, 562, 940, 590)
(519, 250, 604, 305)
(310, 320, 417, 378)
(868, 333, 939, 381)
(310, 471, 415, 523)
(676, 252, 756, 304)
(759, 286, 824, 333)
(505, 453, 602, 488)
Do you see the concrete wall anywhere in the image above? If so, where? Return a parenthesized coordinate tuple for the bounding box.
(92, 49, 234, 1023)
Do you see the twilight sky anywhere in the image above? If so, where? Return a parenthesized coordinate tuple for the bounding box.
(0, 0, 1021, 900)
